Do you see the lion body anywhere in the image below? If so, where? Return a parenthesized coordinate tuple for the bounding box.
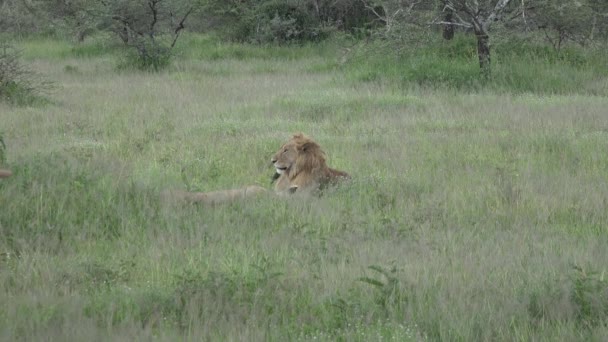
(163, 185, 267, 205)
(168, 133, 349, 204)
(0, 169, 11, 178)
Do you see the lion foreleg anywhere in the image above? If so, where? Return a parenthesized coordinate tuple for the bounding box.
(289, 173, 321, 195)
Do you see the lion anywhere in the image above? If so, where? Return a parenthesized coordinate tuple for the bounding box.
(0, 169, 11, 178)
(165, 133, 349, 204)
(271, 133, 350, 195)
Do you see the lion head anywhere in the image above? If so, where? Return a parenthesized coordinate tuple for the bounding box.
(271, 133, 349, 194)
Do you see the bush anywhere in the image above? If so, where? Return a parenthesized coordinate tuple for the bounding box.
(0, 43, 50, 104)
(117, 40, 173, 71)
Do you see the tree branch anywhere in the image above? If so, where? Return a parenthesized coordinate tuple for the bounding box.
(435, 3, 473, 28)
(170, 7, 194, 48)
(361, 0, 387, 24)
(431, 21, 473, 28)
(148, 0, 159, 40)
(487, 0, 513, 23)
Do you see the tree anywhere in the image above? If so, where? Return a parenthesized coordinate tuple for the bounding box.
(0, 0, 49, 34)
(441, 5, 455, 40)
(34, 0, 100, 42)
(525, 0, 606, 51)
(99, 0, 195, 70)
(435, 0, 515, 78)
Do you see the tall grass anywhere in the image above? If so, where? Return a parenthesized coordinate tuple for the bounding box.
(1, 33, 607, 340)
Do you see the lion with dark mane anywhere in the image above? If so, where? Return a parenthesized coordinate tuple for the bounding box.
(166, 133, 349, 204)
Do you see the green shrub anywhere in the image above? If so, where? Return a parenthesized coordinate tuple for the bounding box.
(210, 0, 333, 44)
(0, 43, 50, 104)
(117, 41, 173, 71)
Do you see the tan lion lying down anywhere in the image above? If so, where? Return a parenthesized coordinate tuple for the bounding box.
(166, 133, 350, 204)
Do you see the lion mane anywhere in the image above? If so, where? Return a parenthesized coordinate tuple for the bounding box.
(166, 133, 349, 204)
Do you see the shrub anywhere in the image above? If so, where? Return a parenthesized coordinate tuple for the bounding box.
(208, 0, 336, 44)
(117, 40, 173, 71)
(0, 43, 50, 104)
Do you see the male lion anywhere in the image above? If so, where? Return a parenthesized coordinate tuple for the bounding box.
(166, 133, 349, 204)
(271, 133, 350, 195)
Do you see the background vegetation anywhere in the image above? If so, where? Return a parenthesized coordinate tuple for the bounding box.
(1, 0, 607, 340)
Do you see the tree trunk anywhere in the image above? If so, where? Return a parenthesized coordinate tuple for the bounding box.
(117, 25, 129, 44)
(312, 0, 320, 19)
(475, 30, 491, 79)
(76, 23, 86, 42)
(442, 9, 454, 40)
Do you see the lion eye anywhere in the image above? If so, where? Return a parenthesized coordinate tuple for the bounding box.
(283, 149, 288, 153)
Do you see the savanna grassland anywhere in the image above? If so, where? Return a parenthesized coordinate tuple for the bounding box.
(1, 34, 608, 341)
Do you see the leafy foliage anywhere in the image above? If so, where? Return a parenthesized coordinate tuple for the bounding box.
(205, 0, 371, 44)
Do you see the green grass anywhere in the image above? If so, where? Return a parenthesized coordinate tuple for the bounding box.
(15, 34, 121, 60)
(1, 33, 608, 340)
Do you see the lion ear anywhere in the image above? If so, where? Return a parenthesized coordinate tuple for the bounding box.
(300, 141, 313, 152)
(300, 139, 321, 152)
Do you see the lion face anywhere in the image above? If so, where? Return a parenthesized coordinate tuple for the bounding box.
(271, 133, 325, 178)
(271, 141, 299, 176)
